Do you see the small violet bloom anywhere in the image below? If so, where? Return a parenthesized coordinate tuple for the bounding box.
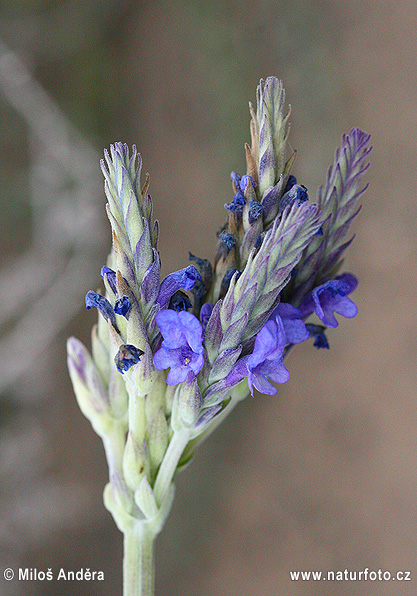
(240, 174, 256, 191)
(284, 174, 297, 193)
(248, 201, 264, 224)
(169, 290, 192, 312)
(100, 266, 117, 293)
(220, 268, 240, 298)
(115, 344, 144, 374)
(299, 273, 358, 328)
(224, 192, 246, 214)
(153, 310, 205, 385)
(156, 265, 201, 309)
(230, 172, 256, 193)
(85, 290, 117, 329)
(221, 232, 237, 250)
(246, 317, 290, 396)
(114, 296, 131, 317)
(279, 184, 309, 213)
(273, 302, 309, 345)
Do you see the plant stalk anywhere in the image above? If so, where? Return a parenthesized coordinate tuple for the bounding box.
(123, 523, 156, 596)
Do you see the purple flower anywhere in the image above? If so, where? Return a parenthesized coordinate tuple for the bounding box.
(248, 201, 264, 224)
(231, 171, 241, 188)
(230, 172, 256, 194)
(156, 265, 201, 309)
(85, 290, 117, 329)
(153, 310, 205, 385)
(240, 174, 256, 191)
(279, 184, 309, 214)
(169, 291, 192, 312)
(114, 296, 131, 317)
(101, 266, 117, 293)
(220, 232, 237, 250)
(224, 192, 246, 214)
(115, 344, 144, 374)
(299, 273, 358, 328)
(284, 174, 297, 193)
(273, 302, 309, 344)
(220, 268, 240, 299)
(188, 253, 213, 287)
(246, 318, 290, 396)
(188, 253, 213, 308)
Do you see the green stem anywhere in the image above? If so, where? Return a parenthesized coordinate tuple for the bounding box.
(153, 429, 190, 507)
(123, 523, 156, 596)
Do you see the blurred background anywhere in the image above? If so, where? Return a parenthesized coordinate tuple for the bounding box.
(1, 1, 416, 595)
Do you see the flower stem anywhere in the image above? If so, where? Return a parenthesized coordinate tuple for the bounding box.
(123, 523, 156, 596)
(153, 429, 190, 508)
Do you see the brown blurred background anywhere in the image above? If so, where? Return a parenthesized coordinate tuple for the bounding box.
(1, 1, 416, 595)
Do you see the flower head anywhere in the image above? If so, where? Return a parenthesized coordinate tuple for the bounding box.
(299, 273, 358, 328)
(68, 78, 372, 596)
(153, 310, 205, 385)
(246, 318, 290, 396)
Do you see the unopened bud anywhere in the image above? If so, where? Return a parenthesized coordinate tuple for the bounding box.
(145, 408, 169, 472)
(67, 337, 111, 434)
(177, 375, 203, 427)
(123, 432, 149, 491)
(134, 476, 159, 520)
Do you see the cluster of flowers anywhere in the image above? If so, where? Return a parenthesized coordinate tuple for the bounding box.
(147, 243, 358, 397)
(67, 76, 371, 536)
(83, 97, 368, 403)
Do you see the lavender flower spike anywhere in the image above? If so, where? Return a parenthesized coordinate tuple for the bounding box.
(290, 128, 371, 301)
(153, 310, 205, 385)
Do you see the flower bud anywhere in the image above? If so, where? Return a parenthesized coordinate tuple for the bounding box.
(134, 476, 159, 520)
(91, 324, 111, 384)
(176, 375, 203, 427)
(67, 337, 111, 434)
(108, 366, 129, 419)
(145, 408, 169, 472)
(123, 432, 149, 491)
(110, 471, 134, 515)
